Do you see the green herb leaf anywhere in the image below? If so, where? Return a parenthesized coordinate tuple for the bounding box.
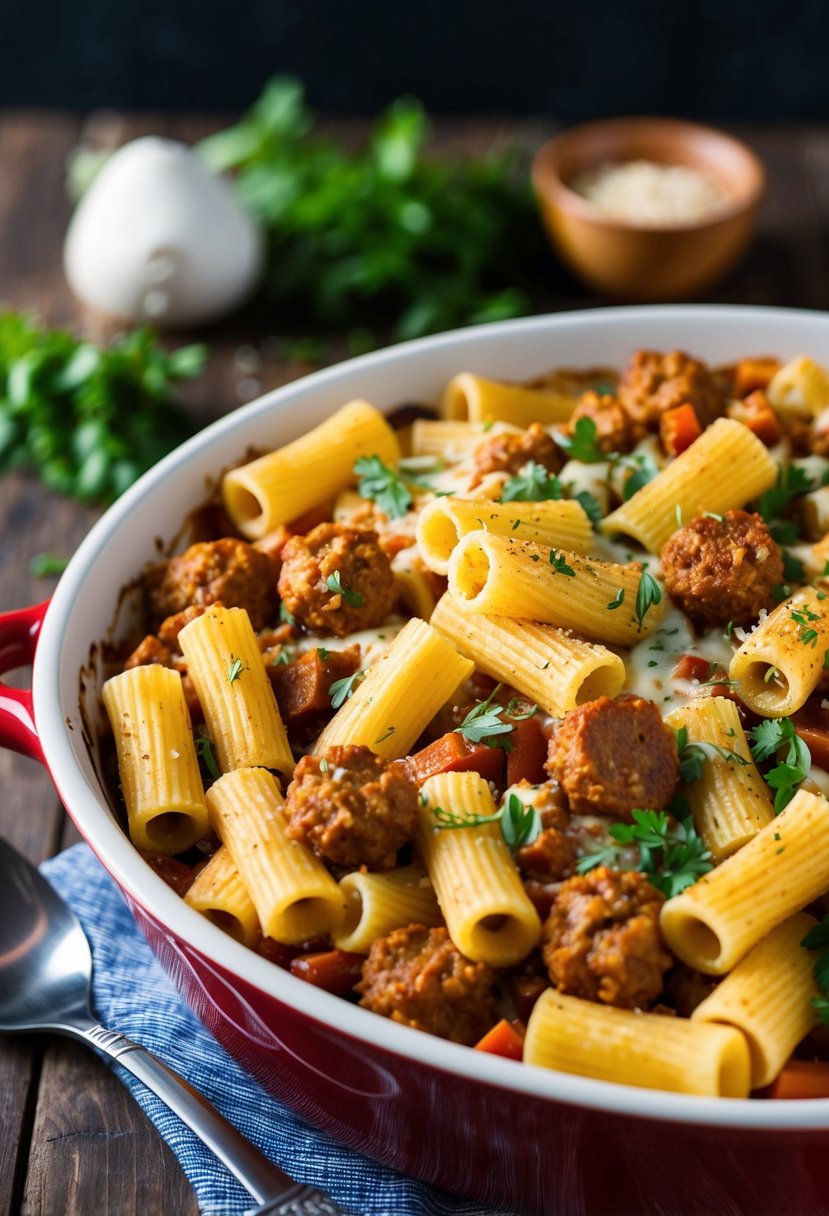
(500, 462, 563, 503)
(573, 489, 603, 525)
(432, 804, 503, 831)
(329, 670, 365, 709)
(499, 793, 542, 852)
(549, 549, 576, 577)
(227, 655, 247, 684)
(194, 734, 220, 781)
(454, 684, 515, 750)
(635, 568, 662, 631)
(674, 726, 749, 785)
(326, 571, 365, 607)
(354, 454, 413, 518)
(757, 463, 813, 522)
(607, 588, 625, 611)
(555, 416, 605, 463)
(610, 807, 713, 898)
(748, 717, 811, 812)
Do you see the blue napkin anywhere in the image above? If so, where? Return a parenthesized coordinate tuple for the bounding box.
(41, 844, 520, 1216)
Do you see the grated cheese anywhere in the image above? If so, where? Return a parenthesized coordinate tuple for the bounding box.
(571, 160, 728, 226)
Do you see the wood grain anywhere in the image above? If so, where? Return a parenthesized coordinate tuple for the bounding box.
(0, 111, 827, 1216)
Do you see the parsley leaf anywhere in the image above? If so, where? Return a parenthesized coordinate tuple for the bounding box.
(454, 684, 515, 750)
(499, 793, 542, 852)
(326, 571, 365, 607)
(757, 463, 814, 522)
(500, 462, 563, 503)
(674, 724, 749, 785)
(576, 807, 713, 897)
(748, 717, 811, 812)
(634, 568, 662, 631)
(354, 454, 413, 518)
(619, 451, 660, 501)
(555, 416, 605, 463)
(329, 670, 365, 709)
(549, 549, 576, 577)
(573, 489, 603, 525)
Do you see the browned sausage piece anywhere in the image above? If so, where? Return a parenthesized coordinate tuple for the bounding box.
(149, 538, 277, 632)
(513, 781, 577, 882)
(660, 509, 783, 628)
(618, 349, 724, 431)
(270, 645, 361, 724)
(541, 866, 672, 1009)
(471, 422, 562, 485)
(277, 522, 397, 638)
(356, 924, 499, 1044)
(547, 695, 678, 820)
(567, 390, 644, 455)
(283, 744, 418, 870)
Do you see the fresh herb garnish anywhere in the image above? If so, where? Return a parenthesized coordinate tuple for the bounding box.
(634, 567, 662, 631)
(573, 489, 603, 524)
(791, 605, 821, 647)
(454, 683, 515, 750)
(374, 726, 396, 745)
(194, 734, 220, 781)
(316, 647, 331, 661)
(801, 916, 829, 1026)
(674, 724, 749, 784)
(354, 454, 413, 518)
(29, 551, 69, 577)
(748, 718, 811, 812)
(576, 806, 712, 898)
(549, 549, 576, 577)
(607, 588, 625, 611)
(227, 655, 247, 684)
(329, 670, 365, 709)
(500, 462, 563, 503)
(279, 601, 296, 625)
(555, 416, 605, 463)
(326, 571, 365, 607)
(432, 804, 503, 830)
(499, 793, 542, 852)
(620, 451, 660, 501)
(196, 78, 544, 342)
(0, 313, 205, 504)
(757, 463, 814, 522)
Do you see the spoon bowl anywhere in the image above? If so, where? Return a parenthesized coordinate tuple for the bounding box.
(0, 837, 350, 1216)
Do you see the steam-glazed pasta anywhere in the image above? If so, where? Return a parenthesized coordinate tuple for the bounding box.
(104, 343, 829, 1102)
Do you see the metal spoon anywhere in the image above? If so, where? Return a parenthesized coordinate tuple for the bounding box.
(0, 836, 350, 1216)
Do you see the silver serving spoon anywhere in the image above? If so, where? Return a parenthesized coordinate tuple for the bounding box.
(0, 837, 349, 1216)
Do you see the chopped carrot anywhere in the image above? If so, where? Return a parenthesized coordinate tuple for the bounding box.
(659, 403, 702, 457)
(733, 357, 781, 397)
(794, 724, 829, 771)
(766, 1060, 829, 1100)
(506, 716, 548, 786)
(474, 1017, 526, 1061)
(727, 391, 781, 447)
(672, 654, 712, 683)
(290, 949, 365, 996)
(407, 731, 505, 786)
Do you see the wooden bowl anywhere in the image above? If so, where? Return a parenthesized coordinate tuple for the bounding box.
(532, 117, 765, 299)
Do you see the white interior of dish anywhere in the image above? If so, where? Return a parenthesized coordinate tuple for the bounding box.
(37, 304, 829, 1130)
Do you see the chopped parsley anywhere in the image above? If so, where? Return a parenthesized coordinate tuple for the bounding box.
(500, 462, 563, 503)
(549, 549, 576, 577)
(354, 454, 413, 518)
(329, 670, 365, 709)
(326, 570, 364, 607)
(748, 717, 811, 812)
(757, 463, 813, 522)
(782, 551, 806, 584)
(801, 916, 829, 1026)
(573, 489, 603, 524)
(555, 416, 605, 463)
(620, 451, 660, 501)
(607, 587, 625, 611)
(194, 734, 220, 781)
(316, 647, 331, 661)
(634, 568, 662, 631)
(279, 601, 296, 625)
(791, 605, 821, 647)
(674, 724, 749, 784)
(576, 806, 713, 898)
(227, 655, 247, 684)
(432, 791, 541, 853)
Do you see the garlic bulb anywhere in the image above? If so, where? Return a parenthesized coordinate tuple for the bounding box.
(63, 136, 264, 327)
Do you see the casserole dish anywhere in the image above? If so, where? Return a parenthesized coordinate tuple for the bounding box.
(3, 305, 829, 1216)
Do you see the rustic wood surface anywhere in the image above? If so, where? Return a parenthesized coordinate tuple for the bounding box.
(0, 110, 826, 1216)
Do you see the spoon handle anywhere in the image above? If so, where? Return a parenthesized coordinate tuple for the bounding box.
(81, 1023, 351, 1214)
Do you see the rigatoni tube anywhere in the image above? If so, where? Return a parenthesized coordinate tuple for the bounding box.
(178, 604, 294, 777)
(440, 373, 576, 426)
(416, 771, 541, 968)
(333, 866, 443, 953)
(524, 990, 750, 1098)
(102, 665, 208, 854)
(222, 400, 400, 538)
(206, 767, 345, 945)
(184, 844, 260, 948)
(446, 531, 665, 645)
(728, 585, 829, 717)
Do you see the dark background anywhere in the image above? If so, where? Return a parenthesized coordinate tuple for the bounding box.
(3, 0, 828, 119)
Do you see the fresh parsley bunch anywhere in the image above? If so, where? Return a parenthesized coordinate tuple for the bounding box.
(198, 78, 547, 342)
(577, 805, 713, 898)
(0, 313, 206, 504)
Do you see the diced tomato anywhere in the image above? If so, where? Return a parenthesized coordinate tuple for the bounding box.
(659, 403, 702, 457)
(765, 1060, 829, 1100)
(407, 731, 505, 786)
(506, 716, 548, 786)
(474, 1017, 526, 1061)
(672, 654, 712, 683)
(728, 390, 781, 447)
(290, 949, 366, 996)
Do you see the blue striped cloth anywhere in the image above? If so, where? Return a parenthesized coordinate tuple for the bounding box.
(42, 844, 520, 1216)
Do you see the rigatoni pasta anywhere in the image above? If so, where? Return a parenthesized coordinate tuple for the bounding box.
(440, 373, 576, 426)
(728, 585, 829, 716)
(184, 845, 260, 948)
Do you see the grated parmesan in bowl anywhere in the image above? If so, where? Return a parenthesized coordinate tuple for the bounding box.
(570, 159, 729, 227)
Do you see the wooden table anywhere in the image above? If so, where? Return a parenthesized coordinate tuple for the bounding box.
(0, 110, 827, 1216)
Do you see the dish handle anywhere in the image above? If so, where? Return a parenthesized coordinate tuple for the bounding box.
(0, 600, 49, 764)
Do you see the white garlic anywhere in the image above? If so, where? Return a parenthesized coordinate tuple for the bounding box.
(63, 136, 264, 327)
